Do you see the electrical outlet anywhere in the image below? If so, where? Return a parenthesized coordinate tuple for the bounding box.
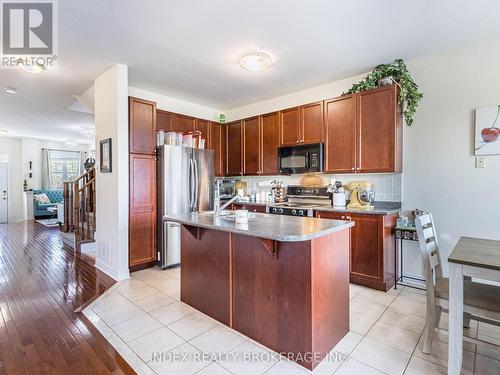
(475, 156, 485, 168)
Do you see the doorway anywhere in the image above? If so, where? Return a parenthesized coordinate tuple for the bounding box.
(0, 163, 7, 223)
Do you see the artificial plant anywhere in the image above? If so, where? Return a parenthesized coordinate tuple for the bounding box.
(343, 59, 423, 126)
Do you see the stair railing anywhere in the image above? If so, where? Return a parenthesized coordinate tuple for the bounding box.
(63, 167, 96, 244)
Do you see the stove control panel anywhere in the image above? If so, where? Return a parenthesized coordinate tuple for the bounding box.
(286, 185, 330, 197)
(268, 206, 313, 217)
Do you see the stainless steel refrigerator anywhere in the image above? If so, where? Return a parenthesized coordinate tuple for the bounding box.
(157, 145, 214, 268)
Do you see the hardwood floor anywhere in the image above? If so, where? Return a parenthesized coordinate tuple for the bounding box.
(0, 221, 134, 374)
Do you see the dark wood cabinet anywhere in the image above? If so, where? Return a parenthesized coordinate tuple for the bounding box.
(323, 85, 402, 174)
(195, 119, 210, 145)
(260, 112, 280, 175)
(129, 97, 156, 155)
(324, 95, 357, 173)
(172, 114, 196, 134)
(280, 103, 323, 146)
(129, 97, 157, 271)
(301, 101, 323, 144)
(280, 107, 301, 146)
(129, 153, 156, 269)
(156, 110, 173, 132)
(209, 122, 226, 177)
(242, 117, 261, 175)
(357, 85, 401, 173)
(315, 211, 397, 291)
(225, 121, 242, 176)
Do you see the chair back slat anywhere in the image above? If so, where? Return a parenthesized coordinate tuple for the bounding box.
(415, 213, 443, 293)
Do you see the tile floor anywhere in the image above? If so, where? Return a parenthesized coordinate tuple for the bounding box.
(83, 266, 500, 375)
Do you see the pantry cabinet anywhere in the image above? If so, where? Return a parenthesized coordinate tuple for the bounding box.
(129, 97, 156, 155)
(315, 211, 397, 291)
(324, 85, 402, 174)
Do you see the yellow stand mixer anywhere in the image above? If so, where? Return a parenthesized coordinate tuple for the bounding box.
(345, 181, 375, 210)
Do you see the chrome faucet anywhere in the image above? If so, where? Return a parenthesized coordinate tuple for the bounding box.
(214, 182, 240, 216)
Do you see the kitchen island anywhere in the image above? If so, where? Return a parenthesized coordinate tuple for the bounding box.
(164, 212, 354, 370)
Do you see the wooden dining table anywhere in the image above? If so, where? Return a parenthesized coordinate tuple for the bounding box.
(448, 236, 500, 375)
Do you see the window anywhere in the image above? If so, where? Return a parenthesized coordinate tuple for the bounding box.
(48, 150, 82, 189)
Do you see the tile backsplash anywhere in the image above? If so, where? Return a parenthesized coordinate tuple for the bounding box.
(231, 173, 402, 202)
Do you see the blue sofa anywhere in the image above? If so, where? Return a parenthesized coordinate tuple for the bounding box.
(33, 189, 63, 218)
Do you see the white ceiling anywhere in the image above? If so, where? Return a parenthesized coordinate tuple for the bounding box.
(1, 0, 500, 141)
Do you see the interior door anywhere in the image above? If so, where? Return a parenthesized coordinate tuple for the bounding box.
(0, 163, 8, 223)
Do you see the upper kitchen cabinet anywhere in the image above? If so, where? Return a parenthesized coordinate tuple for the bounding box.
(301, 101, 323, 144)
(225, 120, 242, 176)
(280, 107, 301, 146)
(324, 95, 357, 173)
(324, 85, 402, 174)
(195, 119, 210, 143)
(156, 110, 173, 132)
(279, 103, 323, 146)
(242, 117, 261, 175)
(209, 122, 226, 177)
(172, 113, 196, 134)
(129, 97, 156, 155)
(357, 85, 402, 173)
(260, 111, 280, 175)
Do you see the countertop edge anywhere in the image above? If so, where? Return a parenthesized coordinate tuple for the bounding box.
(163, 215, 354, 242)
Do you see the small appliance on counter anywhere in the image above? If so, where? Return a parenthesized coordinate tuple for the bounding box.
(216, 179, 236, 200)
(345, 181, 376, 210)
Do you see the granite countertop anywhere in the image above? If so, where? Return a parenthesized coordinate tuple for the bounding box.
(232, 201, 401, 215)
(163, 212, 354, 242)
(313, 201, 402, 215)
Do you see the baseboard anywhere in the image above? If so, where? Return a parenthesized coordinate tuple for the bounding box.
(95, 260, 130, 281)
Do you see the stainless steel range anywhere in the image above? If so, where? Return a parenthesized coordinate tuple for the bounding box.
(267, 185, 331, 217)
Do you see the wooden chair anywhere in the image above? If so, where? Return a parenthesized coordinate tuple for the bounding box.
(415, 213, 500, 354)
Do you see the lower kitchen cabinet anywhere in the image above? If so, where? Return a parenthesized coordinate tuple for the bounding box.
(316, 211, 397, 291)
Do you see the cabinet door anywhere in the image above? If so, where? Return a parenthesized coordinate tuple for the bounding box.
(350, 214, 382, 282)
(261, 112, 280, 175)
(242, 117, 261, 175)
(129, 97, 156, 154)
(324, 96, 356, 173)
(156, 110, 173, 132)
(172, 114, 196, 134)
(195, 119, 210, 145)
(129, 154, 156, 267)
(357, 86, 398, 173)
(209, 122, 226, 177)
(280, 107, 301, 146)
(225, 121, 242, 176)
(301, 101, 323, 144)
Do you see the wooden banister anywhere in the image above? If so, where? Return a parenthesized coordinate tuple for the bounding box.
(62, 167, 96, 249)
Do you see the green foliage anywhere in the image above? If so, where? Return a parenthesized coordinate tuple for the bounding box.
(343, 59, 423, 126)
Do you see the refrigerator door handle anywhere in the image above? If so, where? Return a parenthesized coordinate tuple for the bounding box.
(194, 159, 199, 210)
(188, 158, 194, 209)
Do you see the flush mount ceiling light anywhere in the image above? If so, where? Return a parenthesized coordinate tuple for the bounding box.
(239, 52, 273, 72)
(4, 87, 17, 94)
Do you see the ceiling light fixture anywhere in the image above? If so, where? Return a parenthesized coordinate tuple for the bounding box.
(239, 52, 273, 72)
(4, 87, 17, 94)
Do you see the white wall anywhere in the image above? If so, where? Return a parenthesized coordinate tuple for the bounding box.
(94, 64, 130, 281)
(129, 87, 222, 121)
(224, 40, 500, 277)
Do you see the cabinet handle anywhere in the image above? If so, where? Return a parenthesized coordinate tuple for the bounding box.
(296, 140, 300, 144)
(351, 167, 355, 171)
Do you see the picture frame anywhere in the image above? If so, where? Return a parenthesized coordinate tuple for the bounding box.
(100, 138, 112, 173)
(474, 106, 500, 156)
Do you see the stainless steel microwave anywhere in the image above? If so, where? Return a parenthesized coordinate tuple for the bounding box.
(278, 143, 324, 174)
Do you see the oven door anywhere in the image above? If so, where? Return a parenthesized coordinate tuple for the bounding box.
(278, 143, 323, 174)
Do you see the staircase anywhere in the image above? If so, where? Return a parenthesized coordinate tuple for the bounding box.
(62, 167, 96, 250)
